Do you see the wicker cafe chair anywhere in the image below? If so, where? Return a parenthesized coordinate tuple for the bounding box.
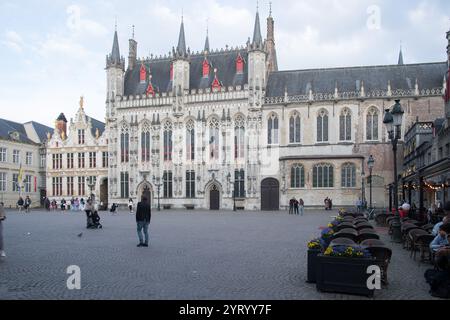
(414, 234, 435, 263)
(333, 229, 358, 241)
(357, 233, 380, 243)
(401, 224, 421, 248)
(375, 213, 388, 226)
(336, 223, 357, 232)
(329, 238, 357, 247)
(356, 223, 374, 231)
(358, 228, 378, 234)
(421, 224, 434, 233)
(365, 246, 393, 285)
(409, 229, 430, 258)
(361, 239, 387, 247)
(354, 218, 369, 224)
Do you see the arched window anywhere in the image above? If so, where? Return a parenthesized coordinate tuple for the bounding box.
(341, 163, 356, 188)
(163, 121, 173, 162)
(317, 109, 329, 142)
(291, 164, 305, 188)
(366, 107, 379, 141)
(186, 120, 195, 161)
(289, 112, 301, 144)
(141, 122, 151, 162)
(209, 118, 220, 160)
(339, 108, 352, 141)
(268, 113, 279, 145)
(234, 116, 245, 159)
(313, 163, 334, 188)
(120, 124, 129, 163)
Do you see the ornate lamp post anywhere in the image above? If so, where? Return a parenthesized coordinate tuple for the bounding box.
(367, 155, 375, 210)
(153, 175, 162, 211)
(227, 173, 236, 212)
(383, 99, 404, 242)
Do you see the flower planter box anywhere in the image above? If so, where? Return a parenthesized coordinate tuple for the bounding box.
(316, 255, 376, 297)
(307, 249, 321, 283)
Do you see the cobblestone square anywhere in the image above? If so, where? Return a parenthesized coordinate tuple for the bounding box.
(0, 209, 436, 300)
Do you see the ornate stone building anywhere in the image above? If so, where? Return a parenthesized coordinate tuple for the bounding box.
(46, 98, 108, 204)
(105, 10, 447, 210)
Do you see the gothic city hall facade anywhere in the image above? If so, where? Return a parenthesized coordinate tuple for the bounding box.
(105, 10, 447, 210)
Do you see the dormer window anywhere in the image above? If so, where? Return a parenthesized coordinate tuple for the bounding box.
(78, 129, 85, 145)
(140, 64, 147, 83)
(146, 75, 155, 96)
(236, 54, 244, 74)
(211, 68, 222, 91)
(9, 131, 20, 141)
(202, 58, 210, 78)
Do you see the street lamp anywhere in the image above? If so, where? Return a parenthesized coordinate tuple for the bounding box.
(367, 155, 375, 210)
(384, 99, 404, 242)
(153, 175, 161, 211)
(227, 173, 236, 212)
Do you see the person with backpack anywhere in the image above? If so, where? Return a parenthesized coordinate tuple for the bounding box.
(17, 197, 24, 212)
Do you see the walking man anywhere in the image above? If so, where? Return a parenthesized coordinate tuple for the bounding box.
(136, 196, 151, 248)
(294, 198, 300, 215)
(0, 202, 6, 258)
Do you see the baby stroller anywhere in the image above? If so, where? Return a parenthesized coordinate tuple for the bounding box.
(87, 211, 103, 229)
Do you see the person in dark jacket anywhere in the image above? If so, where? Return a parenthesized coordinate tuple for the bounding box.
(136, 197, 151, 247)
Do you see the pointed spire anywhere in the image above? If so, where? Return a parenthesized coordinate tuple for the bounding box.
(398, 43, 404, 65)
(111, 29, 121, 63)
(252, 7, 263, 49)
(204, 21, 210, 53)
(176, 17, 187, 58)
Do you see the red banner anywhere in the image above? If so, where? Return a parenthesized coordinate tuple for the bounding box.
(34, 176, 37, 193)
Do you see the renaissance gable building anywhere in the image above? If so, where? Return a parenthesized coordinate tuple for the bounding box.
(105, 10, 447, 210)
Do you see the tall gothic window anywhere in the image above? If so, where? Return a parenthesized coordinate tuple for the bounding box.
(234, 116, 245, 159)
(186, 120, 195, 161)
(163, 121, 173, 162)
(341, 163, 356, 188)
(289, 112, 301, 144)
(186, 170, 195, 199)
(366, 107, 379, 141)
(317, 109, 329, 143)
(291, 164, 305, 188)
(209, 118, 220, 160)
(268, 113, 279, 145)
(234, 169, 245, 198)
(163, 170, 173, 198)
(120, 125, 130, 163)
(141, 122, 151, 162)
(120, 172, 129, 198)
(313, 163, 334, 188)
(339, 108, 352, 141)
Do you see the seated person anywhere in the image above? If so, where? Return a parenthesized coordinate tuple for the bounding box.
(433, 221, 444, 236)
(430, 226, 449, 252)
(399, 203, 411, 219)
(110, 203, 118, 213)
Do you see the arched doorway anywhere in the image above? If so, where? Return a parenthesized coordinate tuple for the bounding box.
(137, 182, 154, 208)
(142, 185, 151, 203)
(261, 178, 280, 211)
(100, 178, 108, 210)
(210, 185, 220, 210)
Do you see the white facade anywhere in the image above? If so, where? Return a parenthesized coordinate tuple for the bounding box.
(46, 102, 108, 204)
